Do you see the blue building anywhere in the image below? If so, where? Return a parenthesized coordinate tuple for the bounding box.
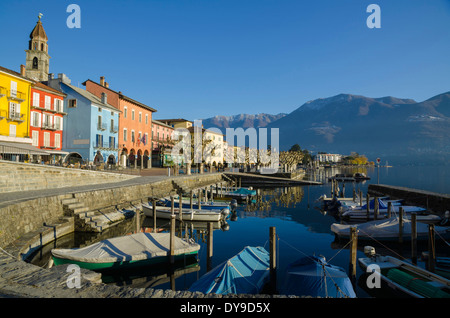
(47, 74, 120, 165)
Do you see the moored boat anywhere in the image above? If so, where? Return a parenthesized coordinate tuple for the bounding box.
(281, 255, 356, 298)
(142, 202, 229, 222)
(51, 232, 200, 271)
(188, 246, 270, 295)
(359, 246, 450, 298)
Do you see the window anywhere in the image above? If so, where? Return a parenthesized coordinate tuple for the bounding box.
(68, 99, 77, 108)
(31, 112, 40, 127)
(33, 92, 40, 107)
(9, 125, 16, 137)
(44, 96, 51, 109)
(131, 130, 135, 143)
(55, 99, 63, 112)
(33, 57, 38, 69)
(55, 117, 62, 130)
(9, 102, 19, 119)
(55, 134, 61, 148)
(123, 128, 127, 142)
(139, 112, 142, 123)
(145, 114, 148, 124)
(124, 107, 127, 118)
(131, 110, 135, 120)
(96, 134, 103, 147)
(32, 131, 39, 147)
(44, 132, 50, 147)
(10, 81, 17, 97)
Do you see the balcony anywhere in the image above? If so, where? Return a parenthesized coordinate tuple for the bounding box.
(0, 86, 6, 98)
(42, 122, 58, 131)
(7, 90, 26, 103)
(7, 111, 24, 123)
(0, 109, 6, 120)
(97, 122, 107, 131)
(110, 125, 118, 133)
(92, 141, 119, 150)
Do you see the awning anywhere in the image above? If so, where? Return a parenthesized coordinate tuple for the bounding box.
(0, 141, 50, 155)
(45, 150, 70, 156)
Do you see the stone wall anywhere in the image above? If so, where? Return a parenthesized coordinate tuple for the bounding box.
(0, 160, 137, 193)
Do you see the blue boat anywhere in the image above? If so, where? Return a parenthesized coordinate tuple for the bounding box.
(188, 246, 270, 295)
(281, 255, 356, 298)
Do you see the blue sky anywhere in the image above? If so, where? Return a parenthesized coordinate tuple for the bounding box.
(1, 0, 450, 120)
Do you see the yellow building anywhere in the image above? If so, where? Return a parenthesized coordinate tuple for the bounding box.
(0, 66, 33, 145)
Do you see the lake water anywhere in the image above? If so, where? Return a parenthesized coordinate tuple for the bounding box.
(29, 165, 450, 298)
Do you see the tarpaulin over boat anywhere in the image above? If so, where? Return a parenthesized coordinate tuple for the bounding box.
(232, 188, 256, 196)
(188, 246, 270, 295)
(361, 198, 389, 209)
(281, 255, 356, 298)
(51, 233, 200, 264)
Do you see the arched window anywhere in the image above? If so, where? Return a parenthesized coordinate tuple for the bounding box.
(41, 43, 44, 51)
(33, 57, 38, 69)
(34, 42, 37, 50)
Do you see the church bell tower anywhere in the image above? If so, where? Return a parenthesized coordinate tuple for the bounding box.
(25, 14, 50, 82)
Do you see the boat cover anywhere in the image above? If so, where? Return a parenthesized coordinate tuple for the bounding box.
(331, 217, 449, 239)
(188, 246, 270, 295)
(51, 233, 200, 264)
(232, 188, 256, 196)
(361, 198, 389, 209)
(281, 255, 356, 298)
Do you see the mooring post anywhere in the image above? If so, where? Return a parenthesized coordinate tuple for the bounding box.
(399, 207, 404, 244)
(428, 224, 436, 272)
(331, 180, 334, 198)
(411, 212, 417, 264)
(152, 199, 157, 232)
(190, 190, 193, 210)
(341, 183, 345, 198)
(366, 193, 370, 221)
(179, 193, 183, 221)
(198, 189, 202, 210)
(170, 213, 175, 265)
(270, 226, 277, 294)
(387, 201, 392, 218)
(349, 226, 358, 287)
(359, 189, 362, 206)
(207, 222, 213, 272)
(135, 205, 141, 233)
(374, 197, 379, 220)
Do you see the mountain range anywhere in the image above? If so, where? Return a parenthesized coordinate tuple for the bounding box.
(201, 91, 450, 165)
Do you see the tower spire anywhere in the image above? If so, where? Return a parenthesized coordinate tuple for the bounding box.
(25, 14, 50, 82)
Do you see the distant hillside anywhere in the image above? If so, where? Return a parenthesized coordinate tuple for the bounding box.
(265, 92, 450, 164)
(201, 113, 286, 130)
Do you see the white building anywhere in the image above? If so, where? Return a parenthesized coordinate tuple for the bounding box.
(316, 153, 342, 163)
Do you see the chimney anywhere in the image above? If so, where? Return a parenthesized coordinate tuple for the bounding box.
(20, 65, 25, 76)
(101, 92, 107, 104)
(105, 82, 109, 88)
(100, 76, 105, 86)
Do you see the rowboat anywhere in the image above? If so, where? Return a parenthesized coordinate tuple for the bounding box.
(161, 197, 237, 211)
(142, 202, 229, 222)
(331, 216, 449, 242)
(359, 246, 450, 298)
(281, 255, 356, 298)
(51, 232, 200, 271)
(188, 246, 270, 295)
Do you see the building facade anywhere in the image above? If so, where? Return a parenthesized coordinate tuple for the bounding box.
(151, 119, 174, 167)
(48, 74, 120, 165)
(83, 77, 156, 168)
(29, 81, 67, 163)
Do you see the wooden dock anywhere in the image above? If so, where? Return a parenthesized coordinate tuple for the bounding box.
(224, 172, 322, 188)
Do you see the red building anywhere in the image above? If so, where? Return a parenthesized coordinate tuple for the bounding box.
(29, 82, 67, 163)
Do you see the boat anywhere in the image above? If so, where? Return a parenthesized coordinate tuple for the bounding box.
(339, 198, 427, 221)
(213, 187, 256, 202)
(328, 173, 355, 182)
(161, 197, 237, 211)
(358, 246, 450, 298)
(51, 232, 200, 271)
(188, 246, 270, 295)
(353, 172, 370, 180)
(281, 255, 356, 298)
(331, 216, 449, 242)
(142, 202, 229, 222)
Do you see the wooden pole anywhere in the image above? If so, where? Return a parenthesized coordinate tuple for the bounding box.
(269, 226, 277, 294)
(359, 189, 362, 207)
(366, 193, 370, 221)
(349, 226, 358, 287)
(152, 199, 157, 232)
(190, 190, 193, 210)
(169, 213, 175, 265)
(179, 193, 183, 221)
(331, 179, 334, 198)
(374, 197, 379, 221)
(198, 189, 202, 210)
(411, 212, 417, 265)
(387, 201, 392, 219)
(399, 207, 404, 244)
(428, 224, 436, 272)
(207, 222, 213, 272)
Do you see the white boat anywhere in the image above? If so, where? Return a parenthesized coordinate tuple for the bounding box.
(358, 246, 450, 298)
(331, 216, 448, 242)
(52, 232, 200, 271)
(142, 202, 229, 222)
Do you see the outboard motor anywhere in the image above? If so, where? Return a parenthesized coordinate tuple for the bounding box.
(230, 199, 238, 210)
(221, 207, 230, 218)
(363, 246, 376, 258)
(441, 211, 449, 226)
